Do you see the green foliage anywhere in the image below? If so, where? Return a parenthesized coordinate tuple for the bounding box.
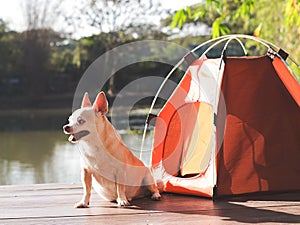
(50, 42, 77, 74)
(170, 0, 256, 38)
(0, 29, 24, 95)
(0, 31, 22, 75)
(170, 7, 192, 28)
(0, 21, 171, 98)
(254, 0, 300, 80)
(212, 16, 230, 37)
(284, 0, 300, 31)
(233, 0, 254, 20)
(169, 0, 300, 80)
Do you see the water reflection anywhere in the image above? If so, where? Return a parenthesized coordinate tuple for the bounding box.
(0, 130, 153, 185)
(0, 131, 79, 185)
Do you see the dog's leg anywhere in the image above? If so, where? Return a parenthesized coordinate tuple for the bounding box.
(116, 171, 129, 207)
(144, 171, 161, 200)
(74, 167, 92, 208)
(116, 183, 129, 207)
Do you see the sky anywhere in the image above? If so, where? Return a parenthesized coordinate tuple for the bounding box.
(0, 0, 201, 38)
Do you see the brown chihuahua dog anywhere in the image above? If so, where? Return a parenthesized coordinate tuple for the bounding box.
(63, 92, 161, 208)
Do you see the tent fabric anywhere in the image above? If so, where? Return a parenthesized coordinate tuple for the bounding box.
(151, 52, 300, 198)
(180, 102, 213, 176)
(151, 58, 204, 168)
(217, 55, 300, 196)
(272, 56, 300, 107)
(152, 57, 218, 197)
(185, 58, 225, 109)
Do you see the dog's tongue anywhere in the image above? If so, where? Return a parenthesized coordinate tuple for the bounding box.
(68, 131, 90, 143)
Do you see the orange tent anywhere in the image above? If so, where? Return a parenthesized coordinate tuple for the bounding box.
(142, 35, 300, 198)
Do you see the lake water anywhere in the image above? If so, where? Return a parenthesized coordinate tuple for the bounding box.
(0, 123, 154, 185)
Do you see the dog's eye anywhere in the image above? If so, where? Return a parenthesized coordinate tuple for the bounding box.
(77, 118, 85, 125)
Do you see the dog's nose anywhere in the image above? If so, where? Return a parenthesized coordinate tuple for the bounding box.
(63, 125, 71, 133)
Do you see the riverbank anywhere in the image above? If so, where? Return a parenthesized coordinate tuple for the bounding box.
(0, 106, 159, 131)
(0, 92, 161, 131)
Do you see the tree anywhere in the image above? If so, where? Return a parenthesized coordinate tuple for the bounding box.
(254, 0, 300, 78)
(170, 0, 256, 37)
(66, 0, 171, 94)
(18, 0, 68, 97)
(0, 22, 24, 96)
(70, 0, 168, 34)
(20, 29, 63, 96)
(22, 0, 63, 30)
(170, 0, 300, 79)
(0, 19, 7, 35)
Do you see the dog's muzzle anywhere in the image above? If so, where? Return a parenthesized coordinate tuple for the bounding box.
(63, 125, 90, 143)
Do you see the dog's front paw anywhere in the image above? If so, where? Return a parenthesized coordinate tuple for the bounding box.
(151, 192, 161, 201)
(74, 201, 89, 208)
(116, 198, 130, 207)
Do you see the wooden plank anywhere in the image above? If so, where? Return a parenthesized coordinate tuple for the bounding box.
(0, 183, 299, 224)
(0, 183, 81, 194)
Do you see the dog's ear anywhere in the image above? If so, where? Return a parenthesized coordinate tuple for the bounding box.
(81, 92, 92, 108)
(93, 91, 108, 114)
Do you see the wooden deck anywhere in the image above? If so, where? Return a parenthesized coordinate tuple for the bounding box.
(0, 183, 299, 224)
